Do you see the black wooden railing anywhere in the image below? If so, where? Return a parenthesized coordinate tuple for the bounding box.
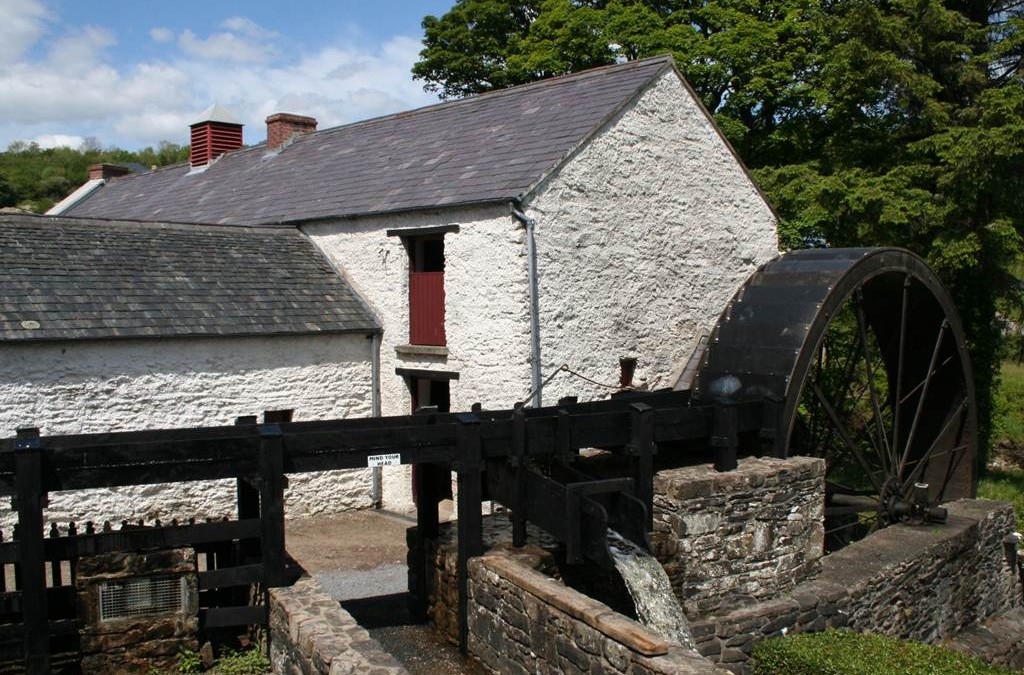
(0, 389, 774, 673)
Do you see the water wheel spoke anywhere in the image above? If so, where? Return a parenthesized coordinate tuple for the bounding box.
(901, 356, 954, 409)
(825, 505, 875, 517)
(898, 396, 968, 493)
(826, 482, 876, 497)
(825, 515, 877, 537)
(890, 276, 911, 464)
(854, 294, 892, 472)
(811, 380, 885, 495)
(897, 320, 948, 477)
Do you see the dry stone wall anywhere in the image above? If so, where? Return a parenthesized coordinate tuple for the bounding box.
(468, 553, 728, 675)
(268, 574, 408, 675)
(651, 457, 825, 617)
(689, 499, 1023, 674)
(76, 548, 198, 675)
(421, 459, 1021, 675)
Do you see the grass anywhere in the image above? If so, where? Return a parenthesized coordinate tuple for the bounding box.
(993, 361, 1024, 444)
(981, 360, 1024, 531)
(753, 630, 1017, 675)
(979, 468, 1024, 531)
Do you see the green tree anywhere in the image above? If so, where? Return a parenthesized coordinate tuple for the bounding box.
(0, 139, 190, 213)
(413, 0, 1024, 456)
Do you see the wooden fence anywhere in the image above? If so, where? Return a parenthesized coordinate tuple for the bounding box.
(0, 390, 771, 673)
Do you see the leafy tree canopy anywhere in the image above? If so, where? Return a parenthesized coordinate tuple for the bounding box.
(0, 140, 189, 214)
(414, 0, 1024, 453)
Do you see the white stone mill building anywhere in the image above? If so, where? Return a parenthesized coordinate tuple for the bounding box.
(21, 54, 778, 520)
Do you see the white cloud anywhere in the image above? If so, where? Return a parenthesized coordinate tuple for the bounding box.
(177, 17, 278, 64)
(33, 133, 84, 149)
(0, 0, 49, 63)
(150, 27, 174, 44)
(0, 12, 441, 150)
(47, 25, 116, 75)
(220, 17, 277, 40)
(178, 29, 273, 63)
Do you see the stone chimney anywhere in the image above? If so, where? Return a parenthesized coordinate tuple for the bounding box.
(189, 103, 243, 169)
(266, 113, 317, 151)
(88, 164, 132, 181)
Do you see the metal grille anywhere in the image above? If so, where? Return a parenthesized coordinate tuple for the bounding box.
(99, 575, 186, 621)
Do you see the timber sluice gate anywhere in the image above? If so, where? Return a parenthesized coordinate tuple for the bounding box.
(0, 247, 980, 670)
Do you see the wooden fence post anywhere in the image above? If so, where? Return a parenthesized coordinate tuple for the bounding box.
(454, 413, 483, 655)
(234, 416, 260, 564)
(511, 409, 527, 548)
(14, 428, 49, 675)
(628, 403, 655, 531)
(712, 403, 739, 472)
(258, 424, 286, 588)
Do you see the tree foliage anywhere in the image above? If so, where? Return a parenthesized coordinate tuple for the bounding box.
(414, 0, 1024, 454)
(0, 140, 188, 213)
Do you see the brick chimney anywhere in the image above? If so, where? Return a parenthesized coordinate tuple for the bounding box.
(266, 113, 317, 151)
(88, 164, 132, 181)
(189, 103, 243, 169)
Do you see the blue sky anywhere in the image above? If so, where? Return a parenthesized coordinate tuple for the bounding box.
(0, 0, 456, 150)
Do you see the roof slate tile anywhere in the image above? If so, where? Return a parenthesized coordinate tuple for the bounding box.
(0, 214, 379, 342)
(64, 57, 672, 225)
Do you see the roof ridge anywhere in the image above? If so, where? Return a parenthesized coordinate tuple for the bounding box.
(0, 213, 294, 234)
(307, 54, 674, 141)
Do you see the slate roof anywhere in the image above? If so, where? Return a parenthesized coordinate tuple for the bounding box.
(63, 56, 675, 226)
(0, 214, 380, 342)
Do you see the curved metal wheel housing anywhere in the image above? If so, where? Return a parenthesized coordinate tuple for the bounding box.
(694, 248, 977, 543)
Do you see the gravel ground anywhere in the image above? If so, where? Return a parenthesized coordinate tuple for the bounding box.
(286, 508, 484, 675)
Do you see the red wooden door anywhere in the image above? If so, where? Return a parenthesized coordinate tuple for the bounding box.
(409, 270, 445, 345)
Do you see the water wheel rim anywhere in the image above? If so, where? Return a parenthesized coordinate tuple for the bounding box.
(694, 248, 977, 547)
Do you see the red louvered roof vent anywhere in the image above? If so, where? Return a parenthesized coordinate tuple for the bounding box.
(189, 104, 243, 169)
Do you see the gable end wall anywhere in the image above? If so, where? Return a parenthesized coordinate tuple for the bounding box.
(525, 70, 779, 400)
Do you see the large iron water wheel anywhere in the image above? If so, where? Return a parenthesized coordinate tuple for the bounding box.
(695, 248, 977, 551)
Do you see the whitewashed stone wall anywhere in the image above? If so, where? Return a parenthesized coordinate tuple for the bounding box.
(304, 71, 779, 509)
(525, 70, 779, 403)
(0, 334, 374, 529)
(305, 205, 535, 511)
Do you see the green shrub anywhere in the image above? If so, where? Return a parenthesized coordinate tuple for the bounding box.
(178, 648, 203, 674)
(752, 630, 1015, 675)
(214, 646, 269, 675)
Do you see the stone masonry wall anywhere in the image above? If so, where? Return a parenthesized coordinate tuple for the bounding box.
(468, 552, 728, 675)
(651, 457, 825, 617)
(76, 548, 198, 675)
(268, 574, 408, 675)
(689, 499, 1023, 674)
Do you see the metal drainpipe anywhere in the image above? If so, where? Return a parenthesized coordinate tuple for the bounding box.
(511, 203, 543, 408)
(370, 332, 383, 506)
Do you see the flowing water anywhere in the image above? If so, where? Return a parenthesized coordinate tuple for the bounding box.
(607, 530, 695, 650)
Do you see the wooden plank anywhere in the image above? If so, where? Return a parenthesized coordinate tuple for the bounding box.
(199, 564, 263, 590)
(0, 587, 75, 615)
(0, 619, 78, 642)
(32, 519, 260, 560)
(200, 605, 267, 628)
